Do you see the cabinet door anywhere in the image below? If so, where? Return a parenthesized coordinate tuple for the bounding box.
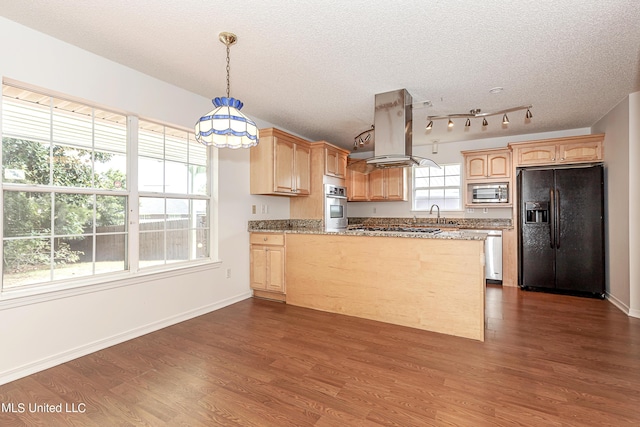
(337, 152, 348, 179)
(347, 168, 369, 201)
(274, 138, 294, 193)
(558, 140, 602, 163)
(267, 246, 285, 292)
(294, 143, 311, 195)
(487, 153, 510, 178)
(517, 144, 558, 165)
(385, 168, 407, 200)
(466, 155, 488, 179)
(250, 246, 268, 290)
(368, 169, 386, 200)
(325, 148, 339, 177)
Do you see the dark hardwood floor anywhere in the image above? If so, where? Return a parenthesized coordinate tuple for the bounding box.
(1, 285, 640, 426)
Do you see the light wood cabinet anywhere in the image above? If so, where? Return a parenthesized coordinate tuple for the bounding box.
(461, 148, 512, 207)
(325, 146, 348, 179)
(510, 134, 603, 166)
(250, 233, 285, 301)
(250, 128, 311, 196)
(289, 141, 349, 219)
(463, 149, 511, 180)
(368, 168, 407, 201)
(346, 164, 407, 202)
(346, 159, 368, 201)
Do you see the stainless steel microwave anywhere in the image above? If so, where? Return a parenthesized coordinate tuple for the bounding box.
(472, 184, 508, 203)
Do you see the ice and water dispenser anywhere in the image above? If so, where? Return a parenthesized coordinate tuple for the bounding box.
(525, 202, 549, 223)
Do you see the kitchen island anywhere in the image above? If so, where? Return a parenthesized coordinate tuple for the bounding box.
(249, 220, 488, 341)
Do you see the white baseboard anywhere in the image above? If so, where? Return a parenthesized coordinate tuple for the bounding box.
(0, 292, 252, 386)
(606, 292, 631, 315)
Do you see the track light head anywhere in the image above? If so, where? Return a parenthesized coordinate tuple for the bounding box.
(448, 119, 454, 128)
(465, 118, 471, 127)
(426, 120, 433, 130)
(526, 109, 533, 119)
(502, 114, 509, 125)
(482, 118, 488, 127)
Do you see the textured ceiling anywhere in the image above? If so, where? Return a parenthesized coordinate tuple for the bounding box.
(1, 0, 639, 151)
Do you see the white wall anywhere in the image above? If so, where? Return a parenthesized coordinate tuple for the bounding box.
(629, 91, 640, 317)
(592, 96, 630, 310)
(0, 17, 290, 384)
(347, 127, 591, 220)
(592, 92, 640, 316)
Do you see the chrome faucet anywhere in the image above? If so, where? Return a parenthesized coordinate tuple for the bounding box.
(429, 204, 440, 224)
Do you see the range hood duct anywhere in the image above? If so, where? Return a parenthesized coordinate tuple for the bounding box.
(349, 89, 439, 174)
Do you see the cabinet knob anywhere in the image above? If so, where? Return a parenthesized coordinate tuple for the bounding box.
(263, 237, 268, 241)
(561, 157, 565, 161)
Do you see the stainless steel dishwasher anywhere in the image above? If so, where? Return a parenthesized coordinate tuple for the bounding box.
(466, 229, 502, 283)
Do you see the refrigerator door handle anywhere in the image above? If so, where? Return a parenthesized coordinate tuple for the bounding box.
(549, 188, 555, 248)
(556, 189, 561, 249)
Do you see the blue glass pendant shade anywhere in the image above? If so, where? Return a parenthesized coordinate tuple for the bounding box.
(195, 97, 259, 148)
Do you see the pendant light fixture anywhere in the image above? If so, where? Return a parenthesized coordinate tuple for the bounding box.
(195, 32, 259, 148)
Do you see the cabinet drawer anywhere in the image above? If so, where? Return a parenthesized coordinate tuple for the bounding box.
(250, 233, 285, 246)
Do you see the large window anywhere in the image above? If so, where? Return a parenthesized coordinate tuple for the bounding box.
(1, 83, 212, 294)
(412, 164, 461, 211)
(138, 120, 209, 268)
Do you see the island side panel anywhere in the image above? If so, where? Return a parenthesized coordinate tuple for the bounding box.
(285, 234, 485, 341)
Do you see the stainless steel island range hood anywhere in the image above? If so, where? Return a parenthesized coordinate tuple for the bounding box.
(349, 89, 439, 174)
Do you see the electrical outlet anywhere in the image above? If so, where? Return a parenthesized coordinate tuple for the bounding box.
(226, 268, 231, 279)
(467, 208, 475, 213)
(373, 207, 377, 213)
(261, 204, 266, 214)
(483, 208, 489, 214)
(251, 205, 256, 214)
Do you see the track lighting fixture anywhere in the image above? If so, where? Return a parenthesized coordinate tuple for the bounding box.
(425, 105, 532, 130)
(352, 125, 374, 150)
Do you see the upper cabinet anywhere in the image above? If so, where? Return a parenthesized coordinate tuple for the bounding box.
(346, 159, 369, 201)
(250, 128, 311, 196)
(367, 168, 408, 201)
(509, 134, 604, 166)
(324, 146, 348, 179)
(464, 148, 511, 180)
(289, 141, 350, 219)
(346, 162, 408, 202)
(461, 148, 512, 207)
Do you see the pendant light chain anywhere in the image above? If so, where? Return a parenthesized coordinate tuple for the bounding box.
(225, 43, 231, 98)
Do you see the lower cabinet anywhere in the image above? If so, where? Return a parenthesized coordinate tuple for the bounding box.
(250, 233, 285, 301)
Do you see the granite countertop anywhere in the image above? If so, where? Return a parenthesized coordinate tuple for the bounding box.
(248, 219, 489, 241)
(349, 217, 513, 230)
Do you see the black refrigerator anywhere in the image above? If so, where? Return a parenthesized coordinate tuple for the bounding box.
(518, 164, 605, 297)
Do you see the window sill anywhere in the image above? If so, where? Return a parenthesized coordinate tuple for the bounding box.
(0, 259, 222, 310)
